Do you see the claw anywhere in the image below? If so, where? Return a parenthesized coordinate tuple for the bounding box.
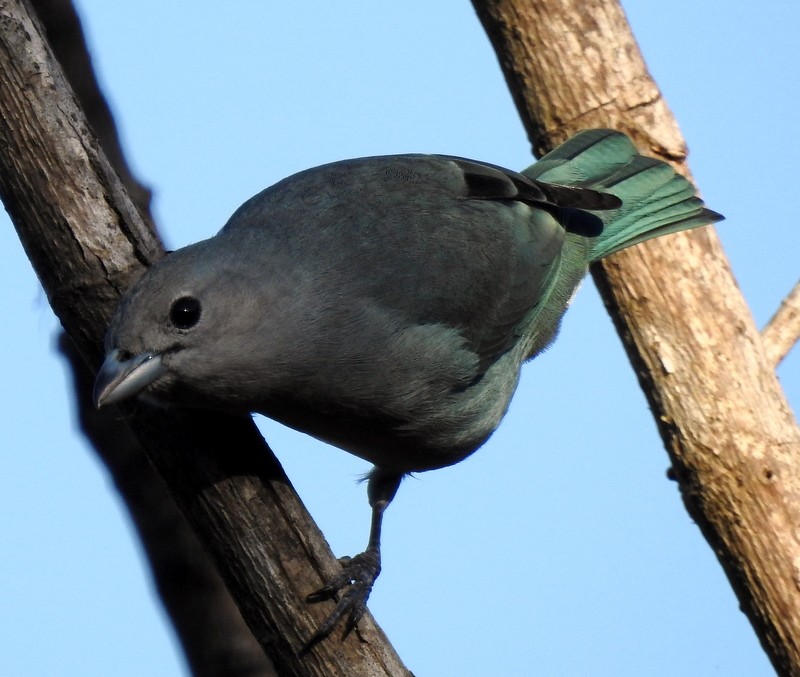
(301, 550, 381, 654)
(300, 469, 402, 655)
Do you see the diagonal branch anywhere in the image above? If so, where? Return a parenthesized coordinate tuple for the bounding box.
(472, 0, 800, 675)
(30, 1, 276, 672)
(0, 1, 409, 674)
(762, 279, 800, 368)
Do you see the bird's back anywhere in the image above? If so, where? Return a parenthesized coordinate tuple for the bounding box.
(98, 134, 721, 473)
(223, 154, 575, 369)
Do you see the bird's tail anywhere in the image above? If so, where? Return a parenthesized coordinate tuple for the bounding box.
(523, 129, 724, 261)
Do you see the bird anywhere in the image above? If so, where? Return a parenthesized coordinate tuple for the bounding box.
(94, 129, 722, 649)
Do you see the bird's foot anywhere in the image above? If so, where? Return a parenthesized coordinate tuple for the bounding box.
(302, 549, 381, 653)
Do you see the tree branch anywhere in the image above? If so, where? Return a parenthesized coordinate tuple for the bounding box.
(0, 1, 409, 674)
(29, 0, 153, 223)
(29, 1, 277, 672)
(59, 332, 277, 677)
(472, 0, 800, 674)
(762, 280, 800, 368)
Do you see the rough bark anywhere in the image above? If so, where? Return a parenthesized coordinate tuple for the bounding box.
(0, 1, 409, 674)
(30, 0, 153, 222)
(59, 333, 277, 677)
(30, 1, 276, 673)
(472, 0, 800, 674)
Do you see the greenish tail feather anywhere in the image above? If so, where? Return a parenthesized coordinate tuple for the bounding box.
(524, 129, 723, 262)
(525, 129, 639, 185)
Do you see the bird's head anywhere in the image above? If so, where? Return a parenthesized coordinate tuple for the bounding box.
(94, 233, 292, 411)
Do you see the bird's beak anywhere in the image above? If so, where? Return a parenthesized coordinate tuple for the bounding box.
(94, 349, 166, 408)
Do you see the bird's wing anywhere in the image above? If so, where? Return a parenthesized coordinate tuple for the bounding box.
(221, 154, 619, 376)
(444, 157, 619, 371)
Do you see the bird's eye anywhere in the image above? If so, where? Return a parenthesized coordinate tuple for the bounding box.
(169, 296, 202, 330)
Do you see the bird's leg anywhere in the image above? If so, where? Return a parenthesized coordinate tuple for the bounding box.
(302, 469, 402, 652)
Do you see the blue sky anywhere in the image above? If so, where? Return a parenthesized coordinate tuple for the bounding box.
(1, 2, 797, 675)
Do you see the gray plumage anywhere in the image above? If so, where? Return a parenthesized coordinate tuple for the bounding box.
(94, 129, 722, 646)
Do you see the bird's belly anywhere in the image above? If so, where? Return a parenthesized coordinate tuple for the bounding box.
(256, 395, 487, 474)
